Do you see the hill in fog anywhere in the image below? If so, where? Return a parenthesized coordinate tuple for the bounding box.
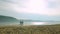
(0, 15, 19, 25)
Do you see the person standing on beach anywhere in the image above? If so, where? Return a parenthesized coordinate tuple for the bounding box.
(20, 20, 23, 26)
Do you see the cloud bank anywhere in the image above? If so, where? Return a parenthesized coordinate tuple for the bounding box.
(0, 0, 60, 16)
(12, 0, 60, 16)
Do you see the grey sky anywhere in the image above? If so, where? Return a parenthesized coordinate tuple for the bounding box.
(0, 0, 60, 21)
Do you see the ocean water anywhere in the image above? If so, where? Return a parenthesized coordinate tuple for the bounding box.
(22, 22, 60, 26)
(0, 22, 60, 26)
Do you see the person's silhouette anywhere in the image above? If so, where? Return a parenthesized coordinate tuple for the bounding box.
(20, 20, 23, 26)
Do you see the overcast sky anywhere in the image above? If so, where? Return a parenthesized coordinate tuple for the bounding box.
(0, 0, 60, 21)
